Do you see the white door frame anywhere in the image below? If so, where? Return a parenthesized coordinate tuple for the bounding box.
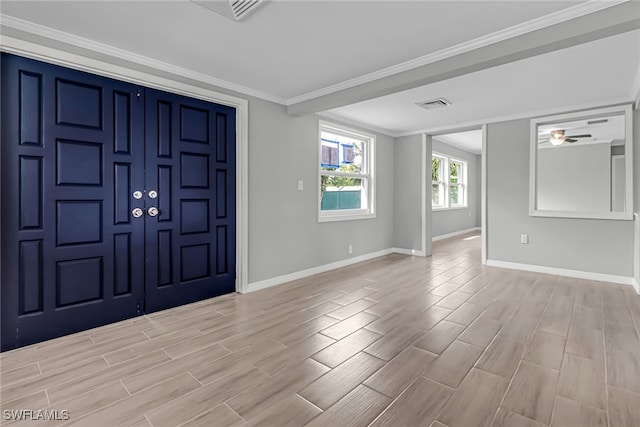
(423, 126, 487, 262)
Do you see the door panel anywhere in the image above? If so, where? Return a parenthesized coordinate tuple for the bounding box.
(1, 54, 236, 351)
(1, 55, 146, 350)
(143, 89, 236, 312)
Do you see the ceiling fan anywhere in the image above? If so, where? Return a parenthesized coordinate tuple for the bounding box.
(539, 129, 592, 146)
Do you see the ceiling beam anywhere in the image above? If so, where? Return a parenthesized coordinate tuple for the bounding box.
(286, 2, 640, 117)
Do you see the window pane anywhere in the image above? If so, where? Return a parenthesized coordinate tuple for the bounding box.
(432, 183, 446, 207)
(450, 185, 459, 205)
(321, 132, 365, 173)
(321, 177, 364, 211)
(432, 158, 441, 182)
(449, 161, 459, 184)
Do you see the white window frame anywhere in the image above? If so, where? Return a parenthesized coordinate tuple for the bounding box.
(432, 155, 446, 209)
(432, 152, 467, 210)
(318, 120, 376, 222)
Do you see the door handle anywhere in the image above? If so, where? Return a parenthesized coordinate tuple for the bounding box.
(147, 207, 159, 217)
(132, 208, 144, 218)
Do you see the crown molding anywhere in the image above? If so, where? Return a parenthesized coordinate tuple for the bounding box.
(0, 14, 287, 105)
(1, 1, 630, 111)
(285, 0, 629, 106)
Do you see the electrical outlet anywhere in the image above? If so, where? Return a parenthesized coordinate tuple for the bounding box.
(348, 245, 353, 254)
(520, 234, 529, 244)
(297, 180, 304, 191)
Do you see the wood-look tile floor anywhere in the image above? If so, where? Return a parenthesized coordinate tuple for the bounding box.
(2, 231, 640, 427)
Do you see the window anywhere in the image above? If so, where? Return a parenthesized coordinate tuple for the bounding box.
(432, 153, 467, 209)
(319, 121, 375, 222)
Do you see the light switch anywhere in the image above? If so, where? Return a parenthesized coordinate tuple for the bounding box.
(297, 180, 304, 191)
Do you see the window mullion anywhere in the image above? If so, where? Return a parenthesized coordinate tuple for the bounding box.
(321, 171, 368, 179)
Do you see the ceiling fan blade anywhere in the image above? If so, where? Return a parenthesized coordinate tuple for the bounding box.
(565, 138, 577, 143)
(565, 134, 591, 138)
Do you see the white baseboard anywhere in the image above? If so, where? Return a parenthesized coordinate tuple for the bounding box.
(391, 247, 427, 256)
(633, 278, 640, 295)
(486, 259, 634, 286)
(433, 227, 481, 242)
(246, 248, 393, 293)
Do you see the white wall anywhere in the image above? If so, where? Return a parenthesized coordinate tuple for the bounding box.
(247, 99, 395, 283)
(431, 139, 481, 237)
(487, 117, 634, 277)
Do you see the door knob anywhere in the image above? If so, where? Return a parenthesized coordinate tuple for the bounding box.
(132, 208, 144, 218)
(147, 207, 159, 217)
(132, 191, 143, 200)
(148, 190, 158, 199)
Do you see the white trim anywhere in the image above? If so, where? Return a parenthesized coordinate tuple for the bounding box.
(1, 30, 251, 294)
(431, 152, 468, 210)
(486, 260, 634, 286)
(632, 57, 640, 110)
(635, 213, 640, 294)
(285, 1, 625, 106)
(433, 227, 481, 242)
(237, 102, 250, 295)
(432, 206, 469, 212)
(1, 2, 627, 108)
(317, 120, 376, 223)
(529, 104, 634, 221)
(318, 212, 376, 223)
(421, 134, 429, 257)
(0, 15, 286, 105)
(392, 248, 427, 257)
(246, 249, 393, 293)
(481, 124, 488, 265)
(632, 278, 640, 295)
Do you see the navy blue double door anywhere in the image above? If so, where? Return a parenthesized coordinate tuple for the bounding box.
(1, 54, 236, 351)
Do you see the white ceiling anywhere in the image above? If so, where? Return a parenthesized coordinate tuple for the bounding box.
(434, 130, 483, 155)
(538, 113, 626, 146)
(1, 0, 639, 154)
(325, 29, 640, 137)
(0, 0, 583, 100)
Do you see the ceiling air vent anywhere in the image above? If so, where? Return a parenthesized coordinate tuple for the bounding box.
(192, 0, 267, 21)
(416, 98, 452, 110)
(587, 119, 608, 125)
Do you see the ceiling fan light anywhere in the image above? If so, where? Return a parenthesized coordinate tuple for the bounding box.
(550, 137, 564, 146)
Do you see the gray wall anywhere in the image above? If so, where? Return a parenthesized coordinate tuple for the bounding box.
(477, 151, 482, 228)
(393, 134, 431, 254)
(536, 143, 611, 212)
(247, 99, 395, 283)
(431, 139, 481, 237)
(634, 107, 640, 285)
(487, 118, 634, 277)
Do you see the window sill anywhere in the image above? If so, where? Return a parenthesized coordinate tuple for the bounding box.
(318, 211, 376, 223)
(432, 206, 468, 212)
